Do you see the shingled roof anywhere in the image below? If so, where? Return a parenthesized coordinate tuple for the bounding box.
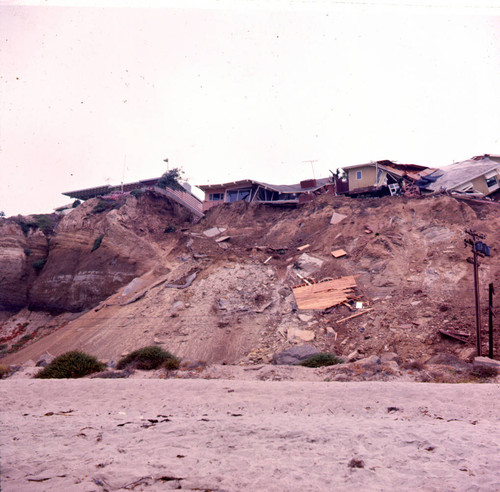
(424, 156, 500, 192)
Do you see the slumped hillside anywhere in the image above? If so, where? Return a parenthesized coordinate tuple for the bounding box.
(1, 190, 498, 366)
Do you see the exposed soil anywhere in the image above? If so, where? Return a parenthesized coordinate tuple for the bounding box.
(1, 192, 499, 369)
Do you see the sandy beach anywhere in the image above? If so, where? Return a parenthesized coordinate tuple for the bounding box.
(1, 379, 500, 491)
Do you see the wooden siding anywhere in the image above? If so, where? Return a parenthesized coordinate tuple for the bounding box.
(348, 166, 377, 191)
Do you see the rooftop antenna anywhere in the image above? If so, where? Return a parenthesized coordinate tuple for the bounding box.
(303, 159, 318, 180)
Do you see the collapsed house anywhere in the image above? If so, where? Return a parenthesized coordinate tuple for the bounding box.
(339, 160, 436, 197)
(197, 178, 335, 212)
(62, 177, 204, 218)
(416, 155, 500, 199)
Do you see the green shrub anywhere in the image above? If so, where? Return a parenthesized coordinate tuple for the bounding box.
(92, 200, 113, 214)
(130, 189, 144, 198)
(28, 214, 56, 235)
(91, 234, 104, 252)
(117, 346, 180, 371)
(156, 168, 185, 192)
(14, 214, 57, 236)
(32, 258, 47, 272)
(14, 217, 31, 236)
(299, 353, 344, 368)
(164, 225, 177, 233)
(24, 248, 31, 256)
(470, 365, 498, 379)
(92, 198, 124, 214)
(35, 351, 105, 379)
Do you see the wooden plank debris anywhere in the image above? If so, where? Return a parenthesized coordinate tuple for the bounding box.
(295, 272, 312, 285)
(330, 212, 347, 225)
(215, 235, 230, 243)
(297, 244, 310, 251)
(292, 276, 357, 310)
(263, 256, 272, 264)
(336, 308, 374, 323)
(439, 329, 470, 343)
(203, 227, 226, 238)
(331, 249, 347, 258)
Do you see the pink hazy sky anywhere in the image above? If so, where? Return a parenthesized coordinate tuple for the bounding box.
(1, 1, 500, 216)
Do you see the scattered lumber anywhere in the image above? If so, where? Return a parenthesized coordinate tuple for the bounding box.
(297, 244, 310, 251)
(292, 276, 357, 310)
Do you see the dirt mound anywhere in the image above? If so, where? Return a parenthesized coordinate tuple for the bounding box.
(1, 194, 498, 366)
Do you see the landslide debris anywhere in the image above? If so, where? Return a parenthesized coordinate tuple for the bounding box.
(1, 193, 499, 369)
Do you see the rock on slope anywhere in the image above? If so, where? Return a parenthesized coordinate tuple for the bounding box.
(1, 194, 499, 366)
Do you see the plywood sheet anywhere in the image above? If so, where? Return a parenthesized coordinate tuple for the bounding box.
(331, 249, 347, 258)
(292, 276, 357, 310)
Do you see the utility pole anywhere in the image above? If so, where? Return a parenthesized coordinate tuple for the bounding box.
(464, 229, 491, 356)
(489, 283, 495, 359)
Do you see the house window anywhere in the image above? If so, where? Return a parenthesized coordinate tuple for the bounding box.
(356, 171, 362, 180)
(486, 174, 498, 189)
(208, 193, 224, 201)
(227, 188, 252, 203)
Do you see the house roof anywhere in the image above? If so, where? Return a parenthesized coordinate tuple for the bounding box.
(197, 177, 331, 194)
(425, 156, 500, 192)
(63, 177, 202, 202)
(341, 160, 431, 181)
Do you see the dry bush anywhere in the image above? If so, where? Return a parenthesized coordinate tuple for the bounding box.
(0, 364, 11, 379)
(401, 360, 425, 371)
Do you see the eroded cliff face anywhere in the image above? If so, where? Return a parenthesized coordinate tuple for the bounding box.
(0, 222, 49, 312)
(1, 193, 499, 366)
(0, 192, 197, 313)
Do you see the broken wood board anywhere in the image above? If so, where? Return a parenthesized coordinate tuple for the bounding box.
(297, 244, 310, 251)
(215, 235, 230, 243)
(439, 329, 470, 343)
(203, 227, 226, 238)
(292, 276, 357, 310)
(331, 249, 347, 258)
(330, 212, 347, 225)
(336, 307, 374, 323)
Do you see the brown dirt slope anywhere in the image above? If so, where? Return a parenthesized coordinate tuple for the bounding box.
(1, 194, 498, 366)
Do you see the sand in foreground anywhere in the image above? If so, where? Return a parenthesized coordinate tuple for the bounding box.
(1, 380, 500, 491)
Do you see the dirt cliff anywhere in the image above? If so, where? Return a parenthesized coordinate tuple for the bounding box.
(1, 192, 498, 366)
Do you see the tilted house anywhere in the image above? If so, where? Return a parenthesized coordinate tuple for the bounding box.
(340, 160, 434, 196)
(63, 177, 204, 218)
(197, 177, 334, 212)
(416, 155, 500, 199)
